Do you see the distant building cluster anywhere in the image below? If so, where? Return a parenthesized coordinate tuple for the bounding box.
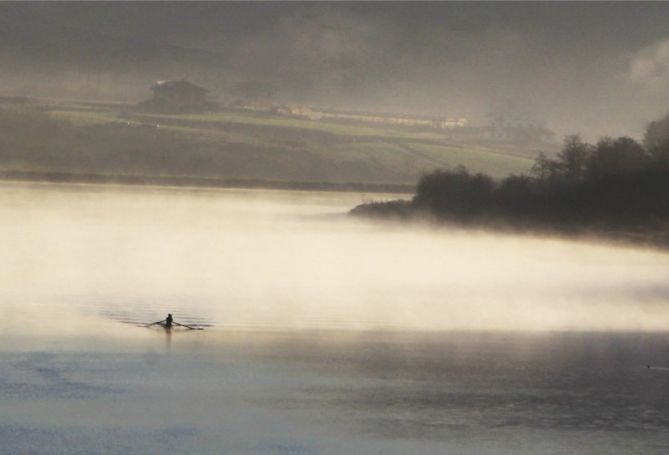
(138, 80, 213, 113)
(137, 81, 468, 129)
(272, 105, 468, 129)
(135, 80, 554, 145)
(486, 114, 556, 144)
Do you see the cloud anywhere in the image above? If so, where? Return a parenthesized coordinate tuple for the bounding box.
(629, 38, 669, 91)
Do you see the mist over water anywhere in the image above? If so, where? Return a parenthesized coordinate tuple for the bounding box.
(2, 182, 669, 335)
(3, 182, 669, 455)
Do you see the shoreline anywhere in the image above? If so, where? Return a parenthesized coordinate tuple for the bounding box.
(350, 200, 669, 251)
(0, 170, 415, 195)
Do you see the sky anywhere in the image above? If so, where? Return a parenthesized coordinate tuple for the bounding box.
(2, 2, 669, 138)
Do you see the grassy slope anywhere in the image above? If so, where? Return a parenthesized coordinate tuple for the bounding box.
(141, 111, 449, 140)
(14, 98, 540, 184)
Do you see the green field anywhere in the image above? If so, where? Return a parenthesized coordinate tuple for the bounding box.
(140, 111, 451, 140)
(3, 98, 545, 185)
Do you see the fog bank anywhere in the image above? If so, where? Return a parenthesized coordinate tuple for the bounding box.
(2, 183, 668, 335)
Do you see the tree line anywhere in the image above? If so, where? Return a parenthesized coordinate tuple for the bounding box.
(352, 113, 669, 244)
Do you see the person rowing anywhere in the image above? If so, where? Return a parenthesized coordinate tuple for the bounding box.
(144, 314, 203, 330)
(146, 314, 174, 328)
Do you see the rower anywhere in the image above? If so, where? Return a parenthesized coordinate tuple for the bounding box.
(165, 313, 173, 328)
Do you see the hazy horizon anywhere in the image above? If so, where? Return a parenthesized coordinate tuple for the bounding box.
(3, 2, 669, 139)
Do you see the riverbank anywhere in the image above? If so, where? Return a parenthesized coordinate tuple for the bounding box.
(350, 198, 669, 250)
(349, 200, 669, 250)
(0, 170, 414, 194)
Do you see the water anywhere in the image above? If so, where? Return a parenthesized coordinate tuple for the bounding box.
(1, 182, 669, 454)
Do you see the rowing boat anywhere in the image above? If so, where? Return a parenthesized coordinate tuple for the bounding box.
(143, 320, 204, 330)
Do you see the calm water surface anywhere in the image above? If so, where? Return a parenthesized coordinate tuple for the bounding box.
(1, 182, 668, 454)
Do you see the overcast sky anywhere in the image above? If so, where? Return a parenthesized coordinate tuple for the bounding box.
(3, 2, 669, 138)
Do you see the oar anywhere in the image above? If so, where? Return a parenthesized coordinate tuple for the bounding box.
(145, 319, 166, 327)
(173, 321, 203, 330)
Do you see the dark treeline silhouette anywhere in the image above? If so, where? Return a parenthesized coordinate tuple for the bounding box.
(352, 114, 669, 246)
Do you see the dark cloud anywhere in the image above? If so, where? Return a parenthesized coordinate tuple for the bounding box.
(2, 2, 669, 138)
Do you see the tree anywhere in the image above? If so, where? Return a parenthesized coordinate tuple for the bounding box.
(531, 152, 555, 181)
(644, 113, 669, 163)
(414, 167, 494, 217)
(587, 136, 647, 179)
(555, 134, 591, 182)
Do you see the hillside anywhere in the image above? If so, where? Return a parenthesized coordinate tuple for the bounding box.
(0, 98, 545, 187)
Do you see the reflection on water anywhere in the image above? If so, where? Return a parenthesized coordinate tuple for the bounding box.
(1, 331, 668, 454)
(264, 332, 669, 435)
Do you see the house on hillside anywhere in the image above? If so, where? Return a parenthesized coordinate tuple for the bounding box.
(486, 114, 556, 144)
(137, 80, 212, 113)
